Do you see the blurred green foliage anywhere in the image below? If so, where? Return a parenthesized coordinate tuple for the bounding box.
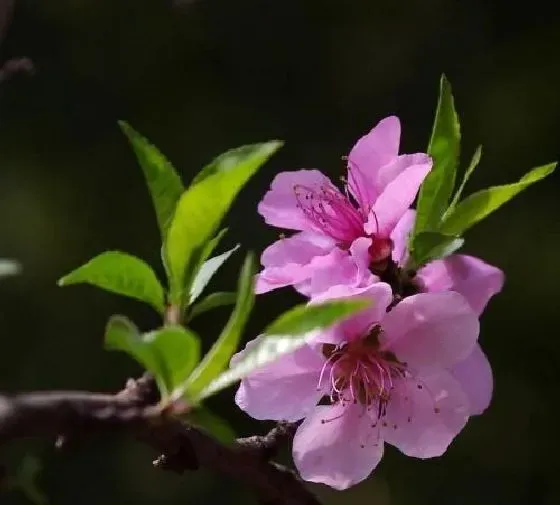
(0, 1, 559, 504)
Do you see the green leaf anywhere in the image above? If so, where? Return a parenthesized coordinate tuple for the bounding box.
(184, 407, 237, 445)
(191, 144, 278, 186)
(0, 259, 21, 277)
(105, 315, 200, 398)
(186, 292, 237, 322)
(164, 141, 282, 306)
(181, 228, 227, 299)
(440, 162, 556, 236)
(264, 299, 369, 337)
(409, 231, 464, 268)
(119, 121, 184, 238)
(199, 298, 369, 400)
(58, 251, 166, 314)
(413, 75, 461, 235)
(189, 244, 239, 304)
(446, 145, 483, 216)
(178, 253, 256, 401)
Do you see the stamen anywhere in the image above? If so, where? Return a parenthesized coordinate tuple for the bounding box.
(322, 334, 408, 416)
(293, 183, 364, 244)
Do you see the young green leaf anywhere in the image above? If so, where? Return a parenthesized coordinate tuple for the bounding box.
(186, 291, 237, 322)
(440, 162, 556, 236)
(119, 122, 184, 238)
(445, 145, 483, 216)
(0, 259, 21, 277)
(179, 228, 228, 304)
(191, 144, 278, 186)
(189, 244, 239, 304)
(198, 298, 369, 401)
(263, 299, 369, 337)
(184, 407, 237, 445)
(177, 253, 256, 401)
(164, 141, 281, 306)
(105, 315, 200, 399)
(413, 75, 461, 236)
(141, 326, 201, 399)
(105, 316, 166, 392)
(408, 231, 464, 269)
(58, 251, 165, 314)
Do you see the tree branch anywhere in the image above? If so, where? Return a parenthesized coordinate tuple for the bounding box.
(0, 376, 320, 505)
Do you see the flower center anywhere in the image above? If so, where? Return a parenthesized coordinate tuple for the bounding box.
(319, 327, 407, 416)
(293, 183, 364, 245)
(368, 236, 393, 270)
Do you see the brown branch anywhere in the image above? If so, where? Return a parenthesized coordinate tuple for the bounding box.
(0, 375, 320, 505)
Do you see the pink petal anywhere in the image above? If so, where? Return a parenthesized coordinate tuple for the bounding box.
(367, 160, 432, 236)
(293, 403, 384, 490)
(234, 339, 325, 422)
(450, 344, 493, 415)
(294, 247, 358, 297)
(261, 232, 336, 267)
(349, 236, 375, 281)
(258, 170, 334, 231)
(255, 232, 336, 294)
(382, 372, 469, 458)
(310, 282, 393, 344)
(418, 254, 505, 316)
(380, 292, 479, 372)
(347, 116, 401, 210)
(376, 153, 432, 194)
(348, 116, 401, 175)
(298, 236, 377, 296)
(390, 209, 416, 265)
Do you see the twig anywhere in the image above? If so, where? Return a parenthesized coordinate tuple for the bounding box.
(0, 376, 320, 505)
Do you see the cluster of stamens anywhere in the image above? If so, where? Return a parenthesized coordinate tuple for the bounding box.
(293, 182, 364, 245)
(292, 174, 395, 269)
(318, 327, 408, 419)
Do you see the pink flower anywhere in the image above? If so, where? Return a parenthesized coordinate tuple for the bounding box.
(391, 210, 505, 317)
(256, 116, 432, 297)
(390, 210, 504, 415)
(234, 284, 481, 489)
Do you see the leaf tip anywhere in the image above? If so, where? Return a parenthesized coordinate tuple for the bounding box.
(117, 119, 131, 132)
(57, 275, 69, 287)
(263, 139, 284, 155)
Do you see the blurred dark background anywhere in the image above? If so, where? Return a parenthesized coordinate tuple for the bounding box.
(0, 0, 558, 504)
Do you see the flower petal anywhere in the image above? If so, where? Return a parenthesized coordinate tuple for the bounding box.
(450, 344, 493, 415)
(376, 153, 432, 194)
(418, 254, 505, 316)
(310, 282, 393, 344)
(234, 338, 325, 422)
(390, 209, 416, 265)
(255, 232, 336, 294)
(347, 116, 401, 211)
(293, 403, 384, 490)
(367, 160, 432, 236)
(258, 170, 334, 231)
(380, 292, 479, 372)
(348, 116, 401, 176)
(349, 236, 375, 281)
(294, 236, 380, 298)
(383, 371, 469, 458)
(294, 247, 360, 297)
